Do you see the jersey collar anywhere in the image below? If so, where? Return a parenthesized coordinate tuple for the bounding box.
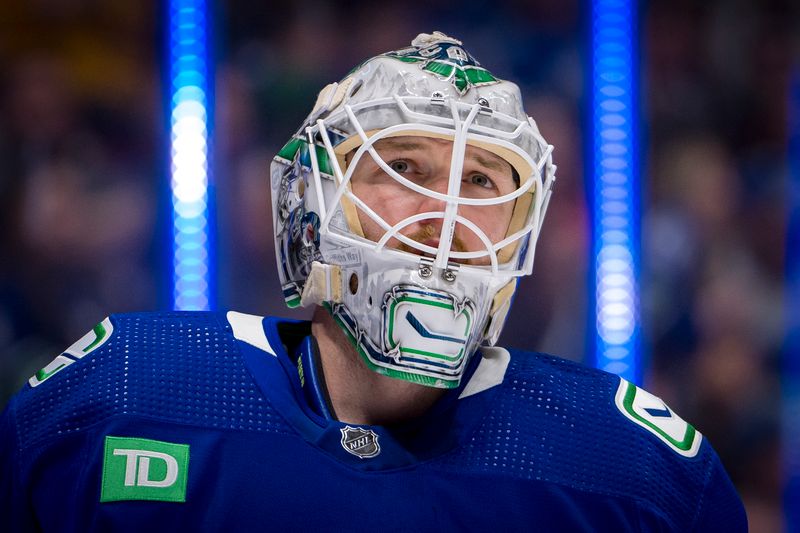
(286, 322, 484, 424)
(235, 314, 500, 471)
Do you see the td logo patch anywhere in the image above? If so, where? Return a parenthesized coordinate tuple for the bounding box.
(615, 378, 702, 458)
(101, 436, 190, 503)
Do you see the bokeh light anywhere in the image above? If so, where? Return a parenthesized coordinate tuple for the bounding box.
(169, 0, 212, 311)
(591, 0, 640, 382)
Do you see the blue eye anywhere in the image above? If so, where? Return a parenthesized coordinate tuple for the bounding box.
(389, 160, 409, 173)
(469, 173, 493, 189)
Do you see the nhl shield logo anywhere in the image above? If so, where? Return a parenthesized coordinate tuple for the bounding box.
(340, 426, 380, 459)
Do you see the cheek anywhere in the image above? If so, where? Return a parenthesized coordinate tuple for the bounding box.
(459, 203, 514, 243)
(351, 182, 419, 237)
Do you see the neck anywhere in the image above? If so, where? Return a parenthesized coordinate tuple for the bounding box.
(311, 306, 446, 426)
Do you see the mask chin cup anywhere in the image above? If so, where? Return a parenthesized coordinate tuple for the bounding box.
(380, 285, 475, 387)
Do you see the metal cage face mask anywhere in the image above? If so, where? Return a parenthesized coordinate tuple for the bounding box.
(270, 32, 556, 388)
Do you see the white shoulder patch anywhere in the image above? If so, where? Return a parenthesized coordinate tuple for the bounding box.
(615, 378, 702, 458)
(29, 317, 114, 388)
(226, 311, 275, 355)
(459, 347, 510, 399)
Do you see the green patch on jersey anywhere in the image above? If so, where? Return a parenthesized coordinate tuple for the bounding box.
(28, 317, 114, 387)
(615, 378, 702, 458)
(101, 436, 190, 503)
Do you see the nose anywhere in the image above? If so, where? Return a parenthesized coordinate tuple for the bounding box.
(415, 168, 452, 209)
(409, 167, 463, 248)
(413, 172, 451, 231)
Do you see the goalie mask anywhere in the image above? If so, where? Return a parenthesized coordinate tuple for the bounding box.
(270, 31, 556, 388)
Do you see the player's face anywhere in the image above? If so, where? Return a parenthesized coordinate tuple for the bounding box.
(348, 136, 517, 264)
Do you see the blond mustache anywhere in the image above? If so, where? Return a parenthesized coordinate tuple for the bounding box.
(397, 224, 468, 255)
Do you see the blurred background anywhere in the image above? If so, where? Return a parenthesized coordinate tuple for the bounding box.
(0, 0, 796, 529)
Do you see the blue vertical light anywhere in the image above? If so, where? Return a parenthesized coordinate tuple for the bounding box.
(169, 0, 213, 310)
(785, 67, 800, 531)
(591, 0, 640, 382)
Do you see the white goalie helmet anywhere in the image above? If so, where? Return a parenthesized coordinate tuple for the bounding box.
(270, 31, 556, 388)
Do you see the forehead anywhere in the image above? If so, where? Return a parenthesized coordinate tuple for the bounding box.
(371, 136, 512, 172)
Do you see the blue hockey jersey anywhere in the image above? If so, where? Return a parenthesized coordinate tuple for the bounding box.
(1, 311, 746, 531)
